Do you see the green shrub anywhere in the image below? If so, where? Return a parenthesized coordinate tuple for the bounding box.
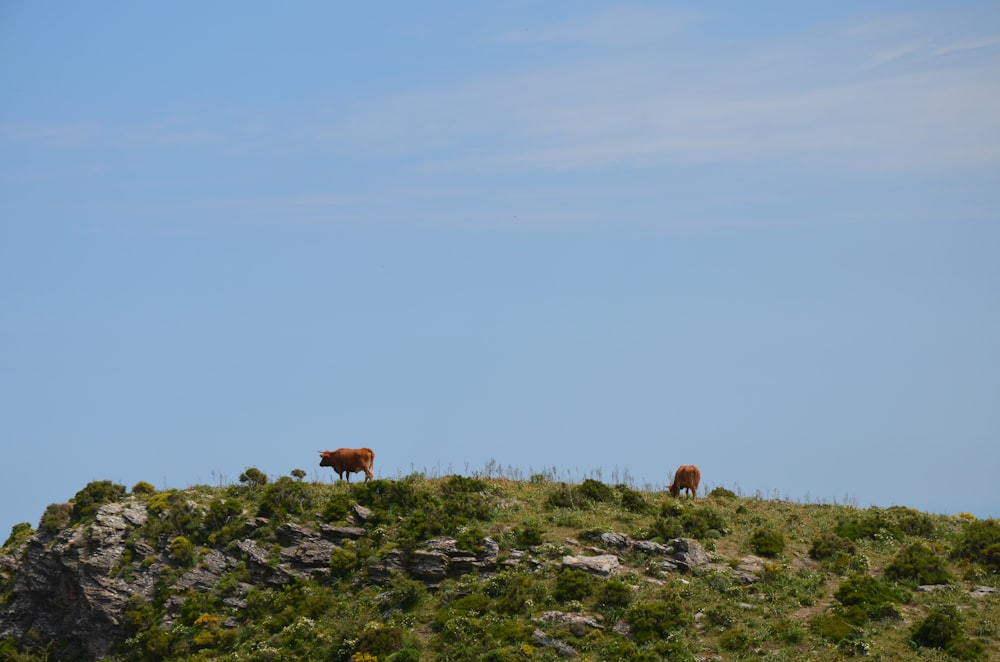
(553, 568, 593, 602)
(456, 525, 486, 554)
(169, 536, 196, 566)
(627, 598, 688, 644)
(203, 498, 244, 545)
(709, 487, 737, 499)
(383, 574, 428, 612)
(546, 483, 578, 509)
(3, 523, 32, 549)
(144, 490, 203, 540)
(984, 543, 1000, 573)
(888, 506, 936, 538)
(833, 506, 935, 544)
(910, 604, 985, 659)
(953, 519, 1000, 566)
(131, 481, 156, 496)
(483, 571, 537, 615)
(239, 467, 268, 487)
(911, 605, 962, 649)
(597, 579, 633, 610)
(329, 548, 359, 578)
(433, 593, 492, 631)
(835, 508, 902, 541)
(439, 475, 493, 522)
(659, 501, 684, 518)
(749, 528, 786, 557)
(577, 478, 615, 503)
(258, 476, 311, 519)
(38, 503, 72, 533)
(353, 477, 430, 514)
(70, 480, 127, 523)
(617, 484, 652, 513)
(719, 627, 752, 652)
(649, 505, 727, 541)
(811, 612, 861, 644)
(322, 492, 352, 522)
(648, 516, 682, 540)
(809, 532, 857, 561)
(704, 605, 736, 629)
(945, 637, 988, 661)
(356, 626, 419, 658)
(684, 507, 726, 538)
(290, 468, 306, 481)
(883, 542, 954, 586)
(833, 574, 905, 623)
(515, 520, 543, 547)
(770, 618, 805, 644)
(353, 477, 489, 545)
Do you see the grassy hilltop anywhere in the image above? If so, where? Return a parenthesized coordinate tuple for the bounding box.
(1, 468, 998, 661)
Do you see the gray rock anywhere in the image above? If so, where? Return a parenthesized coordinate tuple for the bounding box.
(275, 522, 315, 546)
(0, 505, 149, 658)
(670, 538, 709, 571)
(406, 537, 500, 585)
(175, 550, 232, 593)
(234, 539, 294, 585)
(350, 504, 374, 524)
(562, 554, 620, 578)
(532, 628, 578, 658)
(536, 611, 604, 636)
(612, 619, 633, 638)
(601, 532, 630, 548)
(319, 524, 366, 541)
(632, 540, 671, 556)
(409, 549, 449, 583)
(281, 539, 339, 569)
(732, 555, 765, 584)
(368, 548, 408, 584)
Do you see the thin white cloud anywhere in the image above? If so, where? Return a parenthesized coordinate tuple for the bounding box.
(0, 121, 102, 147)
(332, 31, 1000, 175)
(115, 118, 222, 148)
(868, 42, 927, 67)
(931, 34, 1000, 56)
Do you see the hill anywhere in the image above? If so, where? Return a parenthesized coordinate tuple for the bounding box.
(1, 469, 998, 660)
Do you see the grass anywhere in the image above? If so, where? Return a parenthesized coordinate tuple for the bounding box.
(1, 466, 998, 661)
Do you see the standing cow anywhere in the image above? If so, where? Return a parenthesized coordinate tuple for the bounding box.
(319, 447, 375, 483)
(668, 465, 701, 498)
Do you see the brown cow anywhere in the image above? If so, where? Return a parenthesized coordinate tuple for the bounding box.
(668, 465, 701, 498)
(319, 447, 375, 483)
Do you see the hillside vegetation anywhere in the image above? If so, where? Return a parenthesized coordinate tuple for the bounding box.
(1, 467, 998, 661)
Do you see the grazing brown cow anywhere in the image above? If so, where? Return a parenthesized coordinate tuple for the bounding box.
(319, 448, 375, 483)
(668, 465, 701, 498)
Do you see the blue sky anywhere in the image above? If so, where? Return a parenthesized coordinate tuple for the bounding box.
(2, 2, 999, 538)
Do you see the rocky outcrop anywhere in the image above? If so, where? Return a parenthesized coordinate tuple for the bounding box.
(0, 502, 150, 658)
(0, 498, 512, 659)
(0, 495, 732, 661)
(370, 537, 500, 586)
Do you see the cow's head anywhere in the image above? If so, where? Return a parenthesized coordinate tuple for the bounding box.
(319, 450, 334, 466)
